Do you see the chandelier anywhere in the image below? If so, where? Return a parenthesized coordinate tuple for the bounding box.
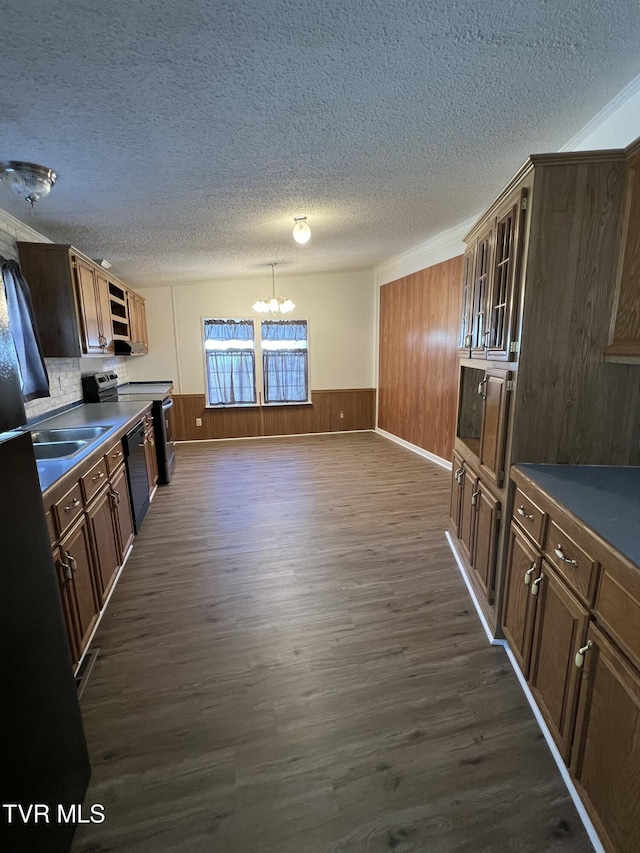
(0, 161, 57, 207)
(252, 263, 295, 314)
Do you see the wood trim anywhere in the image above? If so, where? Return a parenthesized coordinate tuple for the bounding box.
(172, 389, 376, 441)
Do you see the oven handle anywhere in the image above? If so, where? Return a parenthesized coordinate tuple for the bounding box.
(161, 397, 174, 411)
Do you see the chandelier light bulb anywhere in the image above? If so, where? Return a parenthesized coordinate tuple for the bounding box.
(252, 263, 296, 314)
(292, 216, 311, 244)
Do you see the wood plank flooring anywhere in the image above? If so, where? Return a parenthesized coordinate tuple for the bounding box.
(71, 433, 592, 853)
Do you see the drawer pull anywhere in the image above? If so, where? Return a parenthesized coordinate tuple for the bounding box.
(517, 505, 534, 520)
(111, 450, 123, 459)
(64, 497, 81, 512)
(109, 489, 120, 506)
(524, 565, 537, 586)
(91, 470, 106, 483)
(60, 560, 73, 581)
(530, 573, 544, 596)
(554, 545, 578, 567)
(471, 489, 480, 507)
(575, 640, 593, 668)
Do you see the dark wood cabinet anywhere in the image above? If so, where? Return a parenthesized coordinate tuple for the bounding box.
(571, 624, 640, 853)
(144, 415, 159, 491)
(458, 247, 476, 354)
(502, 523, 541, 675)
(449, 452, 464, 536)
(86, 485, 121, 604)
(53, 546, 80, 665)
(472, 481, 500, 603)
(470, 228, 492, 358)
(528, 562, 589, 762)
(17, 242, 148, 358)
(58, 516, 100, 658)
(478, 368, 511, 488)
(110, 464, 135, 563)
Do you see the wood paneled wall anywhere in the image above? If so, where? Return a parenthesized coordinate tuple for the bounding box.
(173, 389, 376, 441)
(378, 257, 463, 462)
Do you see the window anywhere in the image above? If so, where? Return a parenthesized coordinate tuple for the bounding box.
(204, 318, 309, 406)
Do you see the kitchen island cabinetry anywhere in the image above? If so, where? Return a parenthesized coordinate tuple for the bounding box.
(449, 141, 640, 638)
(505, 464, 640, 853)
(16, 242, 148, 358)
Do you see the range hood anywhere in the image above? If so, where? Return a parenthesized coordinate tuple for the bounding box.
(113, 339, 148, 356)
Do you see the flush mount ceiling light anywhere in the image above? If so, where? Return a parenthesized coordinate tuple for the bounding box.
(252, 263, 295, 314)
(0, 161, 57, 208)
(292, 215, 311, 244)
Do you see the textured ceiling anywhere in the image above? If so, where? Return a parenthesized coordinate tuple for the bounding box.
(2, 0, 640, 286)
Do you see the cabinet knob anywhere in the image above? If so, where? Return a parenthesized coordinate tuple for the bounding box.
(530, 572, 544, 596)
(523, 565, 537, 586)
(554, 545, 578, 567)
(64, 497, 81, 512)
(575, 640, 593, 668)
(517, 505, 534, 520)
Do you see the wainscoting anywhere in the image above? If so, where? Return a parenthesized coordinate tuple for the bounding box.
(172, 388, 376, 441)
(378, 256, 462, 462)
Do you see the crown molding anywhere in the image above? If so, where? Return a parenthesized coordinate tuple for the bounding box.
(375, 214, 478, 286)
(561, 72, 640, 152)
(0, 205, 52, 244)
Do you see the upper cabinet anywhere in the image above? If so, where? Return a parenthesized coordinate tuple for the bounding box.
(17, 243, 148, 358)
(605, 141, 640, 363)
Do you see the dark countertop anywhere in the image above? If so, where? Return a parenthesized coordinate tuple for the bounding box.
(22, 402, 152, 493)
(514, 464, 640, 569)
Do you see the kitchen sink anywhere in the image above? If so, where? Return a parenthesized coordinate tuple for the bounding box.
(32, 440, 88, 460)
(30, 426, 110, 443)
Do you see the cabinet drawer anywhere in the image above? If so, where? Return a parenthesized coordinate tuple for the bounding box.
(54, 482, 84, 535)
(545, 520, 599, 604)
(105, 439, 125, 475)
(81, 457, 109, 503)
(512, 488, 546, 547)
(595, 562, 640, 667)
(46, 508, 57, 546)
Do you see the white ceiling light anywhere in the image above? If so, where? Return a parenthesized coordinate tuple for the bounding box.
(292, 216, 311, 244)
(252, 263, 295, 314)
(0, 161, 57, 207)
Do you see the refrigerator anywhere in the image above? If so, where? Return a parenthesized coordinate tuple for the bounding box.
(0, 277, 91, 851)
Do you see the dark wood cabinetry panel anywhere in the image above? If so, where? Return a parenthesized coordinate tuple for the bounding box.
(478, 368, 510, 487)
(571, 624, 640, 853)
(528, 562, 589, 762)
(53, 546, 80, 666)
(74, 257, 104, 354)
(502, 524, 541, 676)
(458, 465, 476, 564)
(86, 486, 121, 604)
(472, 481, 499, 603)
(111, 464, 135, 563)
(470, 229, 492, 357)
(59, 516, 100, 654)
(458, 246, 476, 353)
(449, 452, 464, 535)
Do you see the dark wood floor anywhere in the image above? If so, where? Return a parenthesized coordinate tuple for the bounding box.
(72, 433, 592, 853)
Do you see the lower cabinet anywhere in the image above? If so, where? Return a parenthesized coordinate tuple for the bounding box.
(450, 455, 500, 605)
(58, 516, 100, 655)
(46, 436, 139, 671)
(506, 467, 640, 853)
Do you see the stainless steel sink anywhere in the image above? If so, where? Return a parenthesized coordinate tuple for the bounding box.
(32, 440, 88, 460)
(31, 426, 110, 444)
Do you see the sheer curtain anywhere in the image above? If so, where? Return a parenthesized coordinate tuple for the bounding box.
(262, 320, 308, 403)
(205, 320, 256, 405)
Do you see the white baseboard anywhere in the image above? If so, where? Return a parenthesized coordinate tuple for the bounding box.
(375, 428, 452, 470)
(445, 530, 604, 852)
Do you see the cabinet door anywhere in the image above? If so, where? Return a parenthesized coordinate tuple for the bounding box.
(95, 270, 112, 351)
(528, 562, 590, 762)
(73, 257, 104, 354)
(502, 524, 541, 677)
(471, 481, 500, 604)
(470, 229, 492, 357)
(110, 464, 135, 561)
(486, 191, 526, 360)
(449, 452, 464, 535)
(571, 623, 640, 853)
(458, 466, 476, 564)
(144, 427, 159, 490)
(458, 247, 476, 354)
(53, 547, 80, 668)
(478, 368, 511, 488)
(59, 516, 100, 655)
(86, 486, 120, 604)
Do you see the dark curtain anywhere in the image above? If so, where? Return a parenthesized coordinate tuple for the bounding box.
(1, 256, 49, 401)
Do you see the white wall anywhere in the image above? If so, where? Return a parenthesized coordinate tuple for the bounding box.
(127, 270, 376, 394)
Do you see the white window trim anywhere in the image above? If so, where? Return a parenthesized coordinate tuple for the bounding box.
(202, 317, 312, 408)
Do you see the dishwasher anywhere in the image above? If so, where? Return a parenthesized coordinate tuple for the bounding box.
(123, 419, 150, 533)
